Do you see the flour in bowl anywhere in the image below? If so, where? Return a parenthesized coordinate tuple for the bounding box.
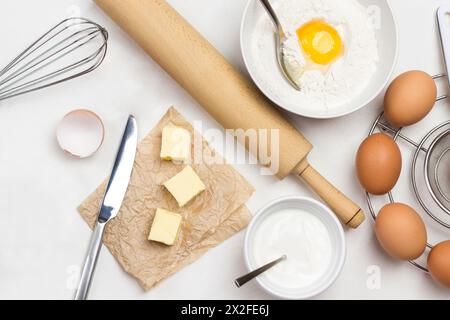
(251, 0, 379, 113)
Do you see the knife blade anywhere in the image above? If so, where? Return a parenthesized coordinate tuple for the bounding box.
(98, 116, 138, 223)
(75, 115, 138, 300)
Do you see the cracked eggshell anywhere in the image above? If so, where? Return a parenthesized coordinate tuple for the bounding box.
(56, 109, 105, 158)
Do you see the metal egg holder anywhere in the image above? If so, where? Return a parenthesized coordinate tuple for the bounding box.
(365, 73, 450, 272)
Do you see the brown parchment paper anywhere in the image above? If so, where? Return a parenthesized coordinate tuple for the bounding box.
(78, 107, 254, 290)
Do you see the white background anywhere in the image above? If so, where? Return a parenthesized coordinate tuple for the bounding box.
(0, 0, 449, 300)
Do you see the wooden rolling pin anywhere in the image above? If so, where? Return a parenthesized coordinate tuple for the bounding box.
(95, 0, 365, 228)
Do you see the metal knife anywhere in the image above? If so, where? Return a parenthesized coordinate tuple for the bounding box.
(75, 115, 138, 300)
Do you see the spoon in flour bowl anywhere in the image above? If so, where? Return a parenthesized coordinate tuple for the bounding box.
(257, 0, 301, 91)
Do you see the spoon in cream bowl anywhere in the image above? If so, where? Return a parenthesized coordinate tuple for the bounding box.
(257, 0, 301, 91)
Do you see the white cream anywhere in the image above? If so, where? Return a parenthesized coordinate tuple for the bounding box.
(252, 208, 332, 289)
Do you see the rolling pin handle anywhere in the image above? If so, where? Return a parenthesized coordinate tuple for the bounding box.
(294, 160, 365, 228)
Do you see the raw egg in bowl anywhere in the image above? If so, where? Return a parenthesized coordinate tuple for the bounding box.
(240, 0, 398, 119)
(297, 19, 344, 66)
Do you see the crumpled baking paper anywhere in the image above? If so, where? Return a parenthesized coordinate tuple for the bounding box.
(78, 107, 254, 290)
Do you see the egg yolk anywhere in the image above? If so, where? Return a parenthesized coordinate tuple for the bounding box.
(297, 20, 343, 65)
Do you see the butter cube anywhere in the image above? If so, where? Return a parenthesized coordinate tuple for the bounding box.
(164, 166, 206, 207)
(160, 125, 191, 161)
(148, 208, 182, 245)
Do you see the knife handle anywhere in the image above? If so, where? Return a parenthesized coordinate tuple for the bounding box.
(74, 221, 106, 300)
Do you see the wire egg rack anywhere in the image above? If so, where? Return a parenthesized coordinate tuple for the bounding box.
(365, 74, 450, 272)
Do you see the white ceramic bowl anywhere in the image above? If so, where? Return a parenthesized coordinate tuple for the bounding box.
(244, 196, 346, 299)
(240, 0, 398, 119)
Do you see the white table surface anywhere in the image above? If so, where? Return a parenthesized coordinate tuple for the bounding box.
(0, 0, 449, 300)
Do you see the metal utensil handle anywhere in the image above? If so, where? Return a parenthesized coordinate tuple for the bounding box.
(234, 255, 286, 288)
(257, 0, 283, 33)
(437, 5, 450, 88)
(74, 221, 106, 300)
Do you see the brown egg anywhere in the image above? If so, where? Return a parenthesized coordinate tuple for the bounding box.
(356, 133, 402, 195)
(375, 203, 427, 260)
(384, 70, 437, 127)
(427, 240, 450, 288)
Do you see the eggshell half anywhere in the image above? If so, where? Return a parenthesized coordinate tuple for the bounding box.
(428, 240, 450, 288)
(56, 109, 104, 158)
(375, 203, 427, 261)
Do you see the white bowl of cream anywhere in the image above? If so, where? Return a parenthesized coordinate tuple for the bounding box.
(244, 196, 345, 299)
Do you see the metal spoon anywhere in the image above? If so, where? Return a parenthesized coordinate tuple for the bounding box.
(234, 255, 287, 287)
(257, 0, 301, 91)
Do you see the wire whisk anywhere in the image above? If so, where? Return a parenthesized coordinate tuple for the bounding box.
(0, 17, 108, 101)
